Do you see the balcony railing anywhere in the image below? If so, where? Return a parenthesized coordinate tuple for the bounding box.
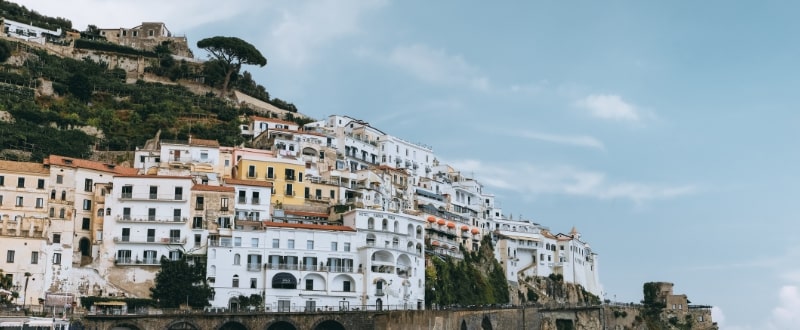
(285, 175, 296, 181)
(375, 289, 385, 296)
(116, 215, 187, 223)
(247, 264, 261, 271)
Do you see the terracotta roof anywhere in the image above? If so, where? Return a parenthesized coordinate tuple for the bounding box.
(250, 116, 297, 126)
(192, 184, 234, 192)
(263, 221, 355, 232)
(189, 137, 220, 147)
(0, 160, 49, 174)
(284, 210, 330, 218)
(224, 179, 273, 187)
(45, 155, 139, 175)
(115, 174, 191, 179)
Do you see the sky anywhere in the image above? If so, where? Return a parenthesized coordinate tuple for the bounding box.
(11, 1, 800, 328)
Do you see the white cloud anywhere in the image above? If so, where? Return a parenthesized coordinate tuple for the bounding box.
(767, 286, 800, 329)
(447, 159, 696, 202)
(518, 130, 605, 150)
(386, 44, 491, 91)
(269, 0, 387, 67)
(575, 93, 642, 122)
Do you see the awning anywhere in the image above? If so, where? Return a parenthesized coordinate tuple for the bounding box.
(272, 272, 297, 289)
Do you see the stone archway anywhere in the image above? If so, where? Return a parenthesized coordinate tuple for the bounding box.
(481, 315, 493, 330)
(167, 321, 200, 329)
(266, 321, 297, 330)
(219, 321, 248, 330)
(314, 320, 345, 330)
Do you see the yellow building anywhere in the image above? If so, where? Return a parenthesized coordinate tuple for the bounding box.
(232, 151, 308, 209)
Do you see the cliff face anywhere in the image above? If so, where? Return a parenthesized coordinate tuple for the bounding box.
(516, 274, 600, 306)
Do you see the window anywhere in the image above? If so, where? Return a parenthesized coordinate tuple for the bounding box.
(234, 237, 242, 247)
(285, 169, 295, 180)
(6, 250, 14, 263)
(233, 254, 241, 265)
(238, 190, 246, 204)
(278, 300, 291, 312)
(305, 279, 314, 291)
(174, 187, 183, 200)
(148, 208, 156, 221)
(250, 278, 257, 289)
(288, 239, 295, 249)
(15, 196, 23, 207)
(35, 198, 43, 208)
(192, 217, 203, 229)
(194, 234, 202, 246)
(37, 179, 45, 189)
(121, 228, 130, 242)
(331, 242, 338, 251)
(247, 165, 256, 178)
(306, 240, 314, 250)
(200, 152, 208, 160)
(343, 280, 351, 292)
(53, 253, 61, 265)
(252, 191, 260, 204)
(0, 175, 5, 185)
(169, 229, 181, 243)
(82, 199, 91, 210)
(285, 184, 293, 196)
(30, 251, 38, 264)
(195, 196, 204, 210)
(60, 191, 66, 201)
(17, 177, 24, 188)
(121, 185, 132, 198)
(220, 198, 229, 211)
(169, 250, 182, 261)
(272, 239, 279, 248)
(173, 209, 181, 222)
(267, 167, 274, 179)
(84, 178, 93, 192)
(82, 218, 90, 230)
(251, 238, 259, 247)
(143, 250, 157, 264)
(344, 242, 351, 252)
(149, 186, 158, 199)
(147, 229, 155, 242)
(123, 208, 131, 220)
(330, 190, 335, 199)
(55, 175, 62, 184)
(58, 208, 65, 218)
(49, 207, 54, 217)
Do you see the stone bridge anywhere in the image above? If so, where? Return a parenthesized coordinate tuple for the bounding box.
(77, 305, 618, 330)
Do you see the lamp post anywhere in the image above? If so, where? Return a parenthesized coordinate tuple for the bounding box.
(22, 272, 31, 311)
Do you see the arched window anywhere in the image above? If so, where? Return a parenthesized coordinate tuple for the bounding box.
(232, 275, 239, 288)
(59, 208, 65, 219)
(60, 190, 66, 201)
(382, 219, 388, 231)
(233, 254, 241, 265)
(272, 272, 297, 289)
(416, 225, 422, 239)
(367, 217, 375, 230)
(97, 209, 104, 216)
(50, 190, 56, 200)
(394, 221, 399, 233)
(49, 208, 54, 218)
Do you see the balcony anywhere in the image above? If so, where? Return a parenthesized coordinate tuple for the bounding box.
(375, 289, 385, 296)
(285, 175, 296, 181)
(116, 215, 187, 223)
(265, 263, 299, 270)
(251, 198, 260, 205)
(247, 264, 261, 272)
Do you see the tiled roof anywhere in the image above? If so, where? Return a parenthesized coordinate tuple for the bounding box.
(192, 184, 234, 192)
(224, 179, 273, 187)
(115, 175, 190, 179)
(45, 155, 139, 175)
(263, 221, 355, 232)
(0, 160, 49, 174)
(189, 137, 220, 147)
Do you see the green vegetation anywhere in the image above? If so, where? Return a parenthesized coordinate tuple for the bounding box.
(149, 256, 213, 308)
(197, 36, 267, 96)
(425, 236, 508, 307)
(0, 39, 11, 62)
(74, 38, 157, 57)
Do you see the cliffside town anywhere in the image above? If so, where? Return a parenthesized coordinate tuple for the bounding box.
(0, 5, 716, 328)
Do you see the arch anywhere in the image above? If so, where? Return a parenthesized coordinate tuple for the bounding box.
(79, 237, 91, 257)
(416, 225, 423, 239)
(167, 321, 200, 330)
(461, 320, 468, 330)
(272, 272, 298, 289)
(302, 146, 317, 156)
(228, 296, 240, 310)
(367, 217, 375, 229)
(381, 219, 388, 231)
(314, 320, 345, 330)
(407, 241, 414, 252)
(267, 321, 297, 330)
(50, 189, 56, 200)
(60, 190, 66, 200)
(482, 316, 493, 330)
(234, 253, 241, 265)
(303, 273, 327, 291)
(416, 243, 422, 255)
(218, 321, 248, 330)
(397, 254, 412, 277)
(407, 223, 414, 236)
(393, 220, 399, 233)
(366, 233, 376, 246)
(371, 250, 393, 263)
(332, 274, 356, 292)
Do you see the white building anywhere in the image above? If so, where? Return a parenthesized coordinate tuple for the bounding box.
(341, 209, 426, 310)
(1, 18, 61, 44)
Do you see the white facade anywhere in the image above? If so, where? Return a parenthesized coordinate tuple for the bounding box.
(2, 18, 61, 44)
(342, 209, 426, 310)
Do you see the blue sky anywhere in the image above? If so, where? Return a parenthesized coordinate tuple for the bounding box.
(15, 1, 800, 328)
